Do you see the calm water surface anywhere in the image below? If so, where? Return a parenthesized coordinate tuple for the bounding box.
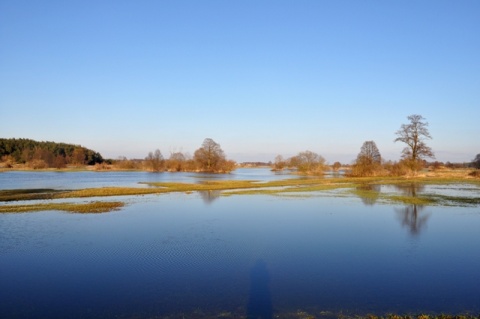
(1, 170, 479, 318)
(0, 168, 298, 189)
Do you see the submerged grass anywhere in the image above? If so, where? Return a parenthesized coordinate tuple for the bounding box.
(55, 187, 168, 198)
(0, 201, 124, 213)
(0, 189, 65, 201)
(426, 194, 480, 206)
(1, 175, 479, 212)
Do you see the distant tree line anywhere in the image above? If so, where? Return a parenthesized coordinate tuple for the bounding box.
(2, 116, 478, 176)
(0, 138, 103, 169)
(110, 138, 236, 173)
(273, 150, 326, 175)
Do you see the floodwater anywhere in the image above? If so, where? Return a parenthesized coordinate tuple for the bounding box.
(0, 168, 299, 190)
(1, 169, 479, 318)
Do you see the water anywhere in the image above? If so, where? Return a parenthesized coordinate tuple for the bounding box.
(0, 168, 298, 189)
(1, 170, 480, 318)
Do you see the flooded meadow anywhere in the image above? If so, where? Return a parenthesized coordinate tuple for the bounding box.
(1, 169, 479, 318)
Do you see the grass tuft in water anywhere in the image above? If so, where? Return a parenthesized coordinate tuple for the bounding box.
(0, 201, 125, 213)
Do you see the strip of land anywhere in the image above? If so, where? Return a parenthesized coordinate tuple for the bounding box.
(0, 201, 124, 213)
(1, 175, 479, 213)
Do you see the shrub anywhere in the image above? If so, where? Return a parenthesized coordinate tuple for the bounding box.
(383, 160, 409, 176)
(28, 159, 48, 169)
(469, 170, 480, 178)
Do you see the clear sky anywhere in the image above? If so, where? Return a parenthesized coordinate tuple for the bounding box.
(1, 1, 479, 163)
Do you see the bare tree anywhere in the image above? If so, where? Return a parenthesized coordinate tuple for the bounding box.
(395, 114, 434, 163)
(292, 150, 326, 174)
(358, 141, 381, 164)
(167, 151, 186, 171)
(350, 141, 382, 176)
(145, 149, 164, 172)
(273, 155, 286, 171)
(472, 153, 480, 169)
(332, 161, 341, 171)
(194, 138, 226, 172)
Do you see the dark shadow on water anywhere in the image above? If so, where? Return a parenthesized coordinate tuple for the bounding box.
(247, 259, 273, 319)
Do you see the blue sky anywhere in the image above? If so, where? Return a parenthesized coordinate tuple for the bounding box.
(1, 1, 479, 163)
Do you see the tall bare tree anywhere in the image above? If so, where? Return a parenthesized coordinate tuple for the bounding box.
(395, 114, 434, 162)
(194, 138, 226, 172)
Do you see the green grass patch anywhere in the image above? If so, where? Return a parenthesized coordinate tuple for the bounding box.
(2, 176, 479, 208)
(224, 183, 355, 196)
(55, 187, 168, 198)
(142, 180, 258, 191)
(386, 195, 436, 205)
(427, 194, 480, 206)
(0, 201, 125, 213)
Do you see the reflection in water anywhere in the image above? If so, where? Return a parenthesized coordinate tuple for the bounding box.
(198, 190, 221, 204)
(356, 184, 381, 206)
(393, 184, 430, 236)
(395, 204, 430, 236)
(393, 183, 425, 196)
(247, 260, 273, 319)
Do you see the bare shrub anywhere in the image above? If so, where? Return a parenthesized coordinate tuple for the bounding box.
(383, 160, 409, 176)
(469, 170, 480, 178)
(29, 159, 48, 169)
(348, 141, 383, 177)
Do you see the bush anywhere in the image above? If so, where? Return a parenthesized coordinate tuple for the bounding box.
(469, 170, 480, 178)
(431, 161, 443, 170)
(383, 160, 409, 176)
(290, 150, 326, 175)
(94, 162, 111, 171)
(114, 157, 140, 170)
(28, 159, 47, 169)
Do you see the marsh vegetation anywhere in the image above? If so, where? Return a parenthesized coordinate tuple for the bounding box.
(1, 172, 479, 213)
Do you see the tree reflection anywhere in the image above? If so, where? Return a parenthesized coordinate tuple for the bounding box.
(395, 204, 430, 236)
(198, 190, 221, 204)
(393, 184, 431, 236)
(393, 183, 424, 197)
(355, 184, 381, 206)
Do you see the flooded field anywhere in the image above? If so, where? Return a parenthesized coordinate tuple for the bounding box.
(1, 169, 479, 318)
